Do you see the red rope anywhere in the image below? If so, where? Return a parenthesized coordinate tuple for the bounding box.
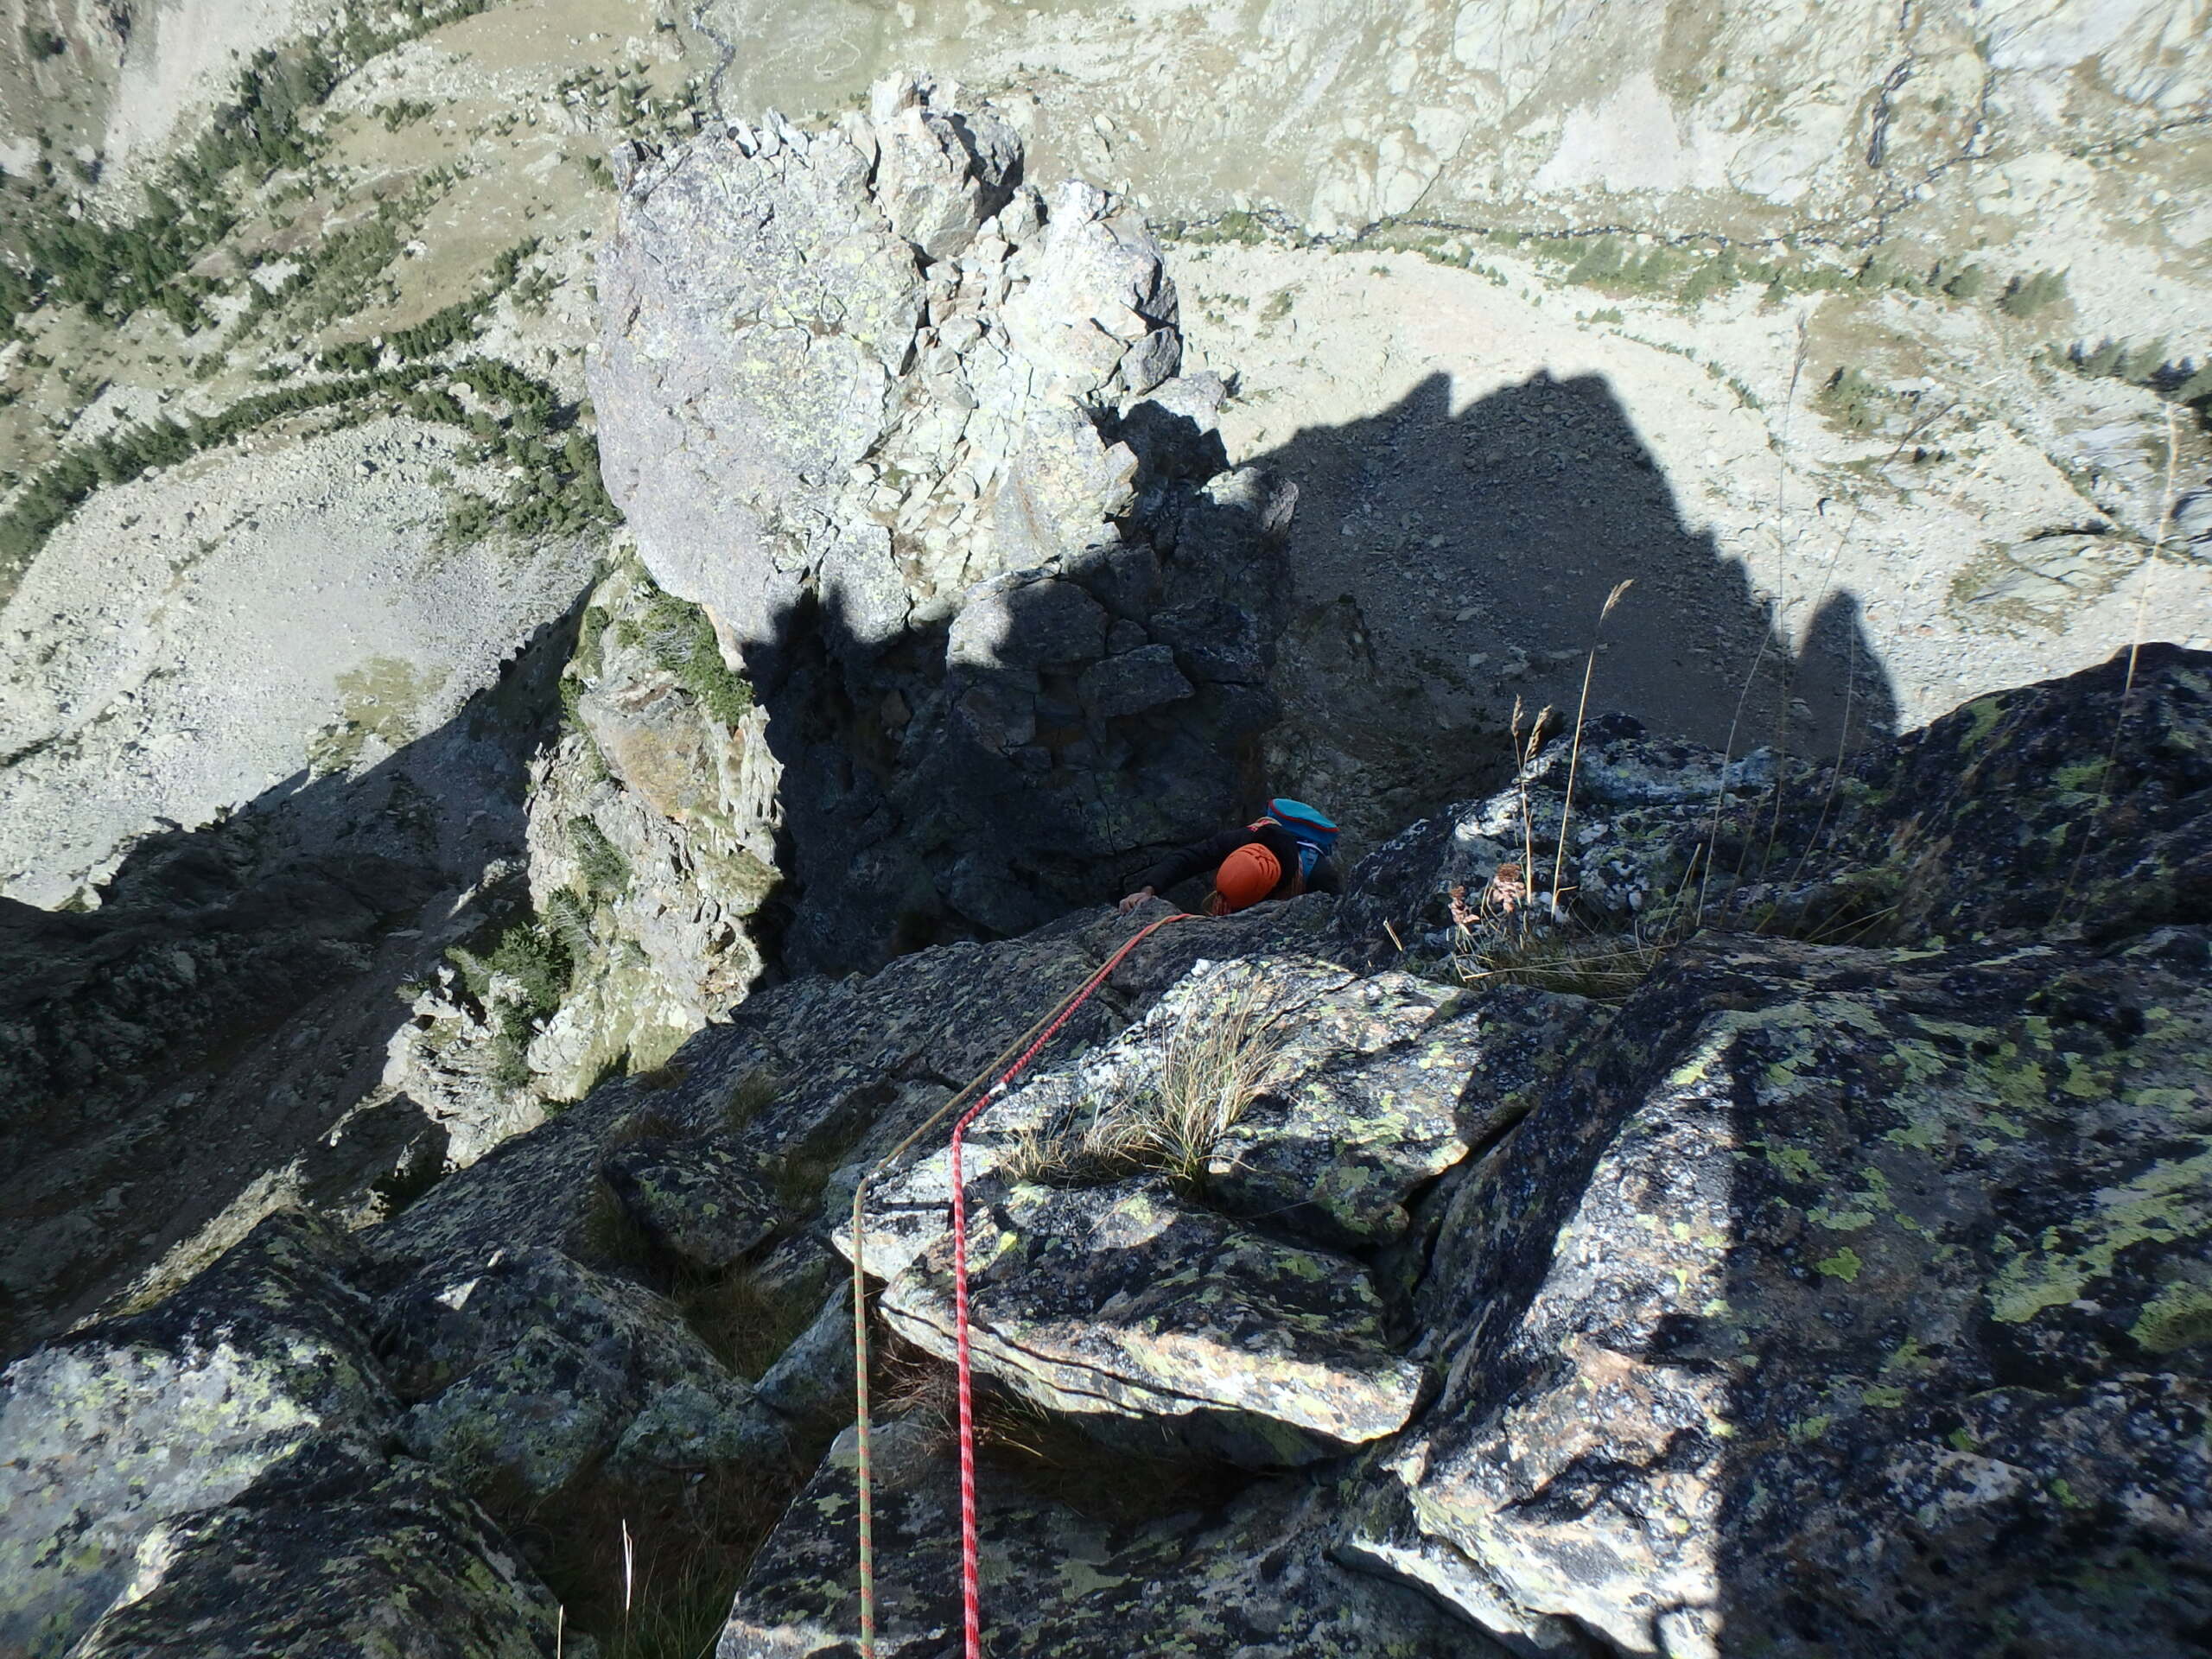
(944, 912, 1187, 1659)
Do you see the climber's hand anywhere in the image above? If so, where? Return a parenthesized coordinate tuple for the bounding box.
(1117, 887, 1155, 915)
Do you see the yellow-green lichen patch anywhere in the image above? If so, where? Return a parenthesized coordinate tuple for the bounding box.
(1815, 1248, 1864, 1282)
(2129, 1281, 2212, 1354)
(1987, 1149, 2212, 1324)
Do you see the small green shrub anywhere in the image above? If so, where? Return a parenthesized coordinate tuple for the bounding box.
(443, 490, 495, 541)
(569, 815, 632, 896)
(1681, 251, 1738, 307)
(543, 883, 598, 958)
(569, 601, 612, 678)
(641, 592, 751, 726)
(1999, 268, 2069, 319)
(1941, 264, 1987, 301)
(486, 918, 573, 1013)
(1815, 365, 1888, 433)
(1566, 236, 1622, 285)
(378, 97, 439, 130)
(449, 913, 573, 1090)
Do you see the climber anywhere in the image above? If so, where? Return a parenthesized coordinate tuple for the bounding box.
(1116, 798, 1342, 916)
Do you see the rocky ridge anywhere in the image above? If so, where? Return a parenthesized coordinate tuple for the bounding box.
(1, 642, 2204, 1659)
(589, 75, 1298, 973)
(1, 35, 2208, 1659)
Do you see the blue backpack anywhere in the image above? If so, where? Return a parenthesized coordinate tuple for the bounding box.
(1258, 798, 1338, 880)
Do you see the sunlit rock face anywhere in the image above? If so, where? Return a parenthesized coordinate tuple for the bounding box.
(2, 650, 2206, 1659)
(593, 75, 1297, 971)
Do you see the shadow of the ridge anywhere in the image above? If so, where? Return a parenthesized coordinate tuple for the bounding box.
(728, 366, 1898, 979)
(1250, 369, 1899, 838)
(741, 511, 1282, 980)
(0, 598, 585, 1360)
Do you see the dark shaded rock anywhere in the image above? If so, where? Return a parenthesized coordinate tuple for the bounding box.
(1069, 533, 1164, 620)
(0, 1212, 394, 1657)
(719, 1419, 1478, 1657)
(1341, 645, 2212, 969)
(0, 610, 575, 1359)
(373, 1247, 742, 1499)
(1077, 643, 1194, 720)
(946, 572, 1109, 671)
(750, 1285, 857, 1433)
(601, 1136, 779, 1271)
(64, 1437, 560, 1659)
(1350, 932, 2212, 1659)
(1737, 641, 2212, 944)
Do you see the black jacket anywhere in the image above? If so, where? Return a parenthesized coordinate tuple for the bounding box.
(1130, 821, 1341, 900)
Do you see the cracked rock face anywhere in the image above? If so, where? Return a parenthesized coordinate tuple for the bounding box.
(5, 640, 2207, 1659)
(592, 74, 1296, 971)
(1349, 930, 2212, 1659)
(721, 1421, 1472, 1658)
(882, 1175, 1425, 1467)
(62, 1435, 561, 1659)
(0, 1213, 397, 1656)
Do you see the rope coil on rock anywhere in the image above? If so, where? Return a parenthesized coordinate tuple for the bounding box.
(848, 911, 1190, 1659)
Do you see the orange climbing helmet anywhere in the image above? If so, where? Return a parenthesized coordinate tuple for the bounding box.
(1207, 842, 1283, 915)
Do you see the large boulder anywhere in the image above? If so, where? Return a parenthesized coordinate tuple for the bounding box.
(591, 74, 1297, 972)
(374, 1245, 749, 1498)
(61, 1437, 560, 1659)
(0, 1213, 396, 1657)
(1344, 931, 2212, 1658)
(882, 1176, 1424, 1466)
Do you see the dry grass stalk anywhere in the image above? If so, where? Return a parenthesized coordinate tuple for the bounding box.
(1509, 697, 1552, 906)
(1005, 976, 1287, 1191)
(500, 1456, 796, 1659)
(2051, 398, 2179, 926)
(1549, 582, 1633, 918)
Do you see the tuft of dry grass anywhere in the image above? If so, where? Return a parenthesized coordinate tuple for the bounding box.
(670, 1265, 817, 1382)
(1448, 916, 1675, 1002)
(1004, 976, 1287, 1192)
(1550, 580, 1634, 919)
(580, 1177, 657, 1271)
(505, 1458, 798, 1659)
(607, 1107, 684, 1147)
(721, 1065, 785, 1134)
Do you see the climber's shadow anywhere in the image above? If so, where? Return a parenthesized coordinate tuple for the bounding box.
(1248, 370, 1898, 831)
